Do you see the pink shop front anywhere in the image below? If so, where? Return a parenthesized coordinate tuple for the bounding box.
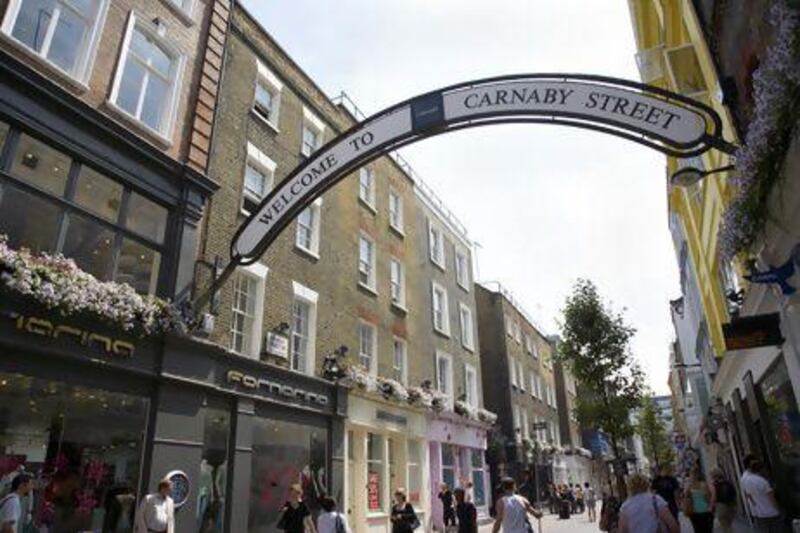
(427, 413, 491, 530)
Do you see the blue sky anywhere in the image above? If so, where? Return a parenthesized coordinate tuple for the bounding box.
(241, 0, 679, 393)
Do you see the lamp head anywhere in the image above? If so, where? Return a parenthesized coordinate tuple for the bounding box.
(670, 166, 705, 187)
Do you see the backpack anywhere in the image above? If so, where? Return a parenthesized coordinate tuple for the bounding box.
(715, 479, 737, 504)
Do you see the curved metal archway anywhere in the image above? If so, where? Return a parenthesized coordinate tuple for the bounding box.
(195, 74, 736, 309)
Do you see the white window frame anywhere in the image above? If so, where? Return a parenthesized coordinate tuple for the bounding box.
(535, 373, 542, 399)
(388, 188, 404, 234)
(522, 409, 530, 440)
(392, 337, 407, 385)
(358, 166, 377, 211)
(513, 405, 522, 443)
(458, 303, 475, 351)
(295, 198, 322, 258)
(428, 219, 445, 269)
(505, 315, 514, 337)
(455, 249, 470, 291)
(465, 364, 478, 408)
(436, 351, 453, 402)
(290, 281, 318, 375)
(358, 320, 377, 375)
(253, 59, 283, 130)
(389, 257, 406, 309)
(517, 361, 526, 392)
(513, 321, 521, 343)
(108, 12, 186, 141)
(530, 372, 536, 398)
(431, 281, 450, 336)
(1, 0, 110, 85)
(358, 232, 377, 292)
(229, 262, 268, 359)
(241, 142, 276, 215)
(300, 106, 325, 157)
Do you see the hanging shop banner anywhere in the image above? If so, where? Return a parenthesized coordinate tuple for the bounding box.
(723, 313, 784, 351)
(229, 74, 730, 266)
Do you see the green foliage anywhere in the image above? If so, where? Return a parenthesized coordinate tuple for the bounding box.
(557, 279, 645, 445)
(637, 395, 676, 470)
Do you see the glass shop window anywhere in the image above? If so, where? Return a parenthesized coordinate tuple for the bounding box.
(0, 371, 148, 532)
(470, 449, 487, 507)
(441, 444, 456, 490)
(197, 404, 230, 533)
(367, 433, 385, 513)
(0, 127, 169, 294)
(248, 415, 328, 531)
(407, 440, 422, 507)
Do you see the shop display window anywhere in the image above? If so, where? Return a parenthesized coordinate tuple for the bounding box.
(406, 440, 422, 506)
(248, 416, 327, 531)
(197, 405, 230, 533)
(470, 450, 486, 507)
(366, 433, 384, 513)
(760, 358, 800, 462)
(0, 372, 148, 532)
(441, 444, 456, 490)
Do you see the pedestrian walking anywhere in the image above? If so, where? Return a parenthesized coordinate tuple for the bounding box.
(316, 496, 351, 533)
(575, 485, 584, 514)
(617, 474, 679, 533)
(491, 477, 542, 533)
(0, 473, 32, 533)
(390, 489, 420, 533)
(276, 483, 317, 533)
(598, 492, 620, 533)
(709, 468, 737, 533)
(683, 465, 713, 533)
(584, 482, 597, 523)
(454, 487, 477, 533)
(651, 464, 681, 521)
(134, 478, 175, 533)
(438, 482, 456, 530)
(739, 455, 785, 532)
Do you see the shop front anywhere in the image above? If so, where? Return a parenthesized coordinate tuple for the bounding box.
(160, 336, 346, 533)
(426, 413, 490, 529)
(0, 297, 161, 532)
(344, 395, 428, 533)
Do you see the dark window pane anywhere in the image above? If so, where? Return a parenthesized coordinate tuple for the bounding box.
(140, 74, 169, 132)
(116, 238, 160, 294)
(10, 133, 71, 196)
(116, 58, 145, 117)
(74, 166, 123, 222)
(0, 121, 9, 151)
(0, 371, 148, 533)
(61, 212, 115, 281)
(0, 183, 60, 253)
(126, 192, 167, 243)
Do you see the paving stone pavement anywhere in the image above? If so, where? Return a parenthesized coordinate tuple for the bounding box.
(478, 510, 756, 532)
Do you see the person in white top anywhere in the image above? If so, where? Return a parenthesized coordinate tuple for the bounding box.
(135, 479, 175, 533)
(316, 496, 351, 533)
(0, 474, 32, 533)
(739, 455, 783, 532)
(492, 477, 542, 533)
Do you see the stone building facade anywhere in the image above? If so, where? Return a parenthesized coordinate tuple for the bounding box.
(197, 4, 491, 531)
(474, 282, 560, 502)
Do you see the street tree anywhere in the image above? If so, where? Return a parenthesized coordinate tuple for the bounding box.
(637, 395, 676, 473)
(556, 279, 645, 498)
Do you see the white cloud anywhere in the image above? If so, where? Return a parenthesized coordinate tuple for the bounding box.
(241, 0, 680, 393)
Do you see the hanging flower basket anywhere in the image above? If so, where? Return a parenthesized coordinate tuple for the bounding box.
(719, 2, 800, 259)
(476, 408, 498, 424)
(407, 385, 434, 408)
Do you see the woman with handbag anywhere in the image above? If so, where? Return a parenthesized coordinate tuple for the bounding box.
(277, 484, 317, 533)
(617, 474, 678, 533)
(390, 489, 420, 533)
(683, 466, 713, 533)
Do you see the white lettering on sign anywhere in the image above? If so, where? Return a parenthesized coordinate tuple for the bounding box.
(444, 81, 707, 145)
(233, 107, 413, 259)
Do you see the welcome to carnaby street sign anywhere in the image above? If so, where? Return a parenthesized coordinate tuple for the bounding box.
(228, 74, 732, 267)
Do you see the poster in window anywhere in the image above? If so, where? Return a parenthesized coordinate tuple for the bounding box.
(368, 472, 380, 510)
